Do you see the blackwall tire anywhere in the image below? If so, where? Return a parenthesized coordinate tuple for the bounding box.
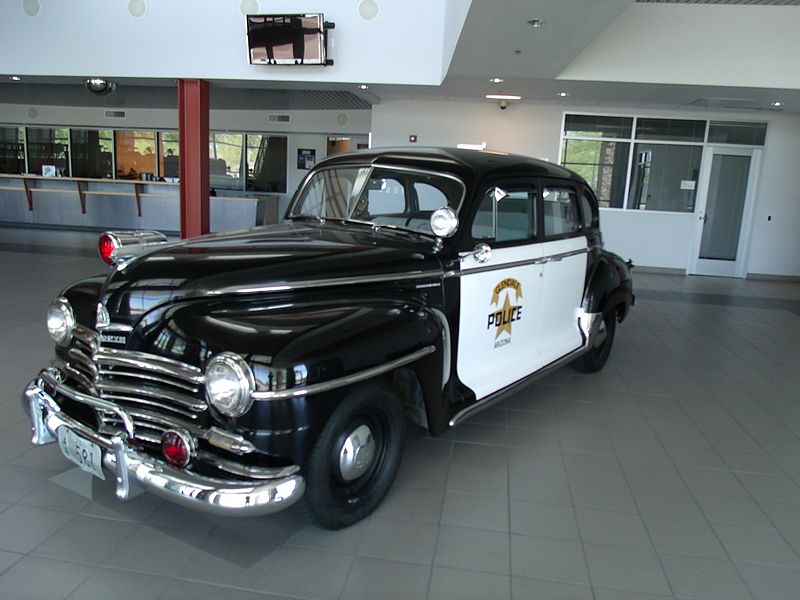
(574, 309, 617, 373)
(305, 382, 406, 529)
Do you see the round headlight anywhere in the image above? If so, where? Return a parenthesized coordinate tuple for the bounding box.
(204, 352, 255, 418)
(47, 297, 76, 345)
(430, 207, 459, 238)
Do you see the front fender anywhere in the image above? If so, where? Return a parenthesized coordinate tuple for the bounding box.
(582, 251, 634, 321)
(132, 295, 445, 464)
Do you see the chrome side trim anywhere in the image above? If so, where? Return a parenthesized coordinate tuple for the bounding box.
(448, 344, 588, 428)
(451, 247, 589, 278)
(253, 345, 436, 401)
(207, 270, 444, 297)
(428, 308, 451, 389)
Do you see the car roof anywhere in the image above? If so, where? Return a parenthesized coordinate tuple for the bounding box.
(316, 147, 585, 184)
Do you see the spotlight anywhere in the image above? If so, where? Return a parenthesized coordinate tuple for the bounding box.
(84, 78, 116, 96)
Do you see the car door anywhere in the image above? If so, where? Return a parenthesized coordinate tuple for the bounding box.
(456, 182, 545, 400)
(537, 181, 589, 365)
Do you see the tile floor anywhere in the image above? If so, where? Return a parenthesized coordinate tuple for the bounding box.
(1, 229, 800, 599)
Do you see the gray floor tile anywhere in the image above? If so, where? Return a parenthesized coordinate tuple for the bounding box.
(632, 486, 706, 522)
(256, 546, 353, 600)
(428, 566, 511, 600)
(510, 471, 572, 505)
(660, 554, 752, 600)
(340, 556, 429, 600)
(564, 453, 626, 484)
(679, 466, 752, 498)
(441, 492, 509, 532)
(713, 523, 800, 568)
(0, 504, 74, 554)
(160, 580, 287, 600)
(622, 461, 687, 492)
(512, 576, 593, 600)
(0, 550, 22, 577)
(569, 478, 638, 513)
(643, 514, 727, 558)
(736, 473, 800, 503)
(284, 520, 369, 554)
(576, 507, 653, 550)
(367, 485, 444, 524)
(735, 561, 800, 600)
(356, 517, 437, 565)
(447, 462, 508, 497)
(67, 568, 170, 600)
(584, 543, 672, 596)
(0, 556, 93, 600)
(102, 525, 207, 576)
(758, 499, 800, 533)
(593, 590, 674, 600)
(434, 525, 510, 575)
(451, 443, 509, 468)
(510, 535, 589, 584)
(0, 464, 47, 503)
(18, 479, 92, 513)
(694, 493, 774, 530)
(508, 449, 566, 477)
(510, 500, 580, 540)
(178, 533, 278, 589)
(32, 515, 137, 565)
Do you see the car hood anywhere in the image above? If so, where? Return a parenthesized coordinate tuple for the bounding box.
(102, 221, 443, 319)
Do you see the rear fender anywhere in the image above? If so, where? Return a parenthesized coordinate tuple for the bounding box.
(582, 252, 634, 322)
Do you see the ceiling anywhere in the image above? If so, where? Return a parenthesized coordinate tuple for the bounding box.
(1, 0, 799, 114)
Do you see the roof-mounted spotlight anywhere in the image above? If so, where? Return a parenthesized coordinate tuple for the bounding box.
(84, 78, 116, 96)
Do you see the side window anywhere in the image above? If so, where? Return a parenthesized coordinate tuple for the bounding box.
(364, 176, 405, 215)
(543, 187, 581, 237)
(415, 182, 448, 211)
(471, 185, 537, 243)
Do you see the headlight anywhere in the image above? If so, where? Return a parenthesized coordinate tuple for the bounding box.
(47, 297, 76, 345)
(204, 352, 255, 417)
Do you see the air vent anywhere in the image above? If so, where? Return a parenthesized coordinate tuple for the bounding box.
(688, 97, 756, 109)
(268, 114, 291, 123)
(105, 110, 126, 118)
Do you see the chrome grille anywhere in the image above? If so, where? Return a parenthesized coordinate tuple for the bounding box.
(62, 325, 206, 437)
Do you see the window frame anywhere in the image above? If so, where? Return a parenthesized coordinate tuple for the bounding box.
(539, 180, 585, 242)
(467, 178, 539, 248)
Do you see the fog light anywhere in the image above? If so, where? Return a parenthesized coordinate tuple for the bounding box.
(161, 429, 194, 468)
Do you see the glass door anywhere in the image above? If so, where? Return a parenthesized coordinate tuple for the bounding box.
(689, 147, 760, 278)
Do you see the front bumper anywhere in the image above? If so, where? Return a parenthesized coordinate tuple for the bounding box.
(22, 372, 305, 517)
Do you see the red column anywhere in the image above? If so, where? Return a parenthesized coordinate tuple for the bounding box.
(178, 79, 210, 238)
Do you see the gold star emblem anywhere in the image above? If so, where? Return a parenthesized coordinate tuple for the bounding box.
(495, 292, 517, 339)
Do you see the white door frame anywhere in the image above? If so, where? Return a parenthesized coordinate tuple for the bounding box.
(688, 146, 761, 278)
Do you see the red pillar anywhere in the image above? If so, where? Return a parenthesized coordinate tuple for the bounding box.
(178, 79, 210, 238)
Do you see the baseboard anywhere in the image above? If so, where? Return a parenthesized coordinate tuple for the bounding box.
(632, 266, 687, 276)
(746, 273, 800, 282)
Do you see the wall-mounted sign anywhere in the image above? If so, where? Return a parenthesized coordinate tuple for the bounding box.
(297, 149, 316, 170)
(680, 180, 697, 191)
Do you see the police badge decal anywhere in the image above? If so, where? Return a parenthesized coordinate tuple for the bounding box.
(487, 278, 523, 348)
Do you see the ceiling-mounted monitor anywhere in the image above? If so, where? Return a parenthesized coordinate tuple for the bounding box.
(246, 14, 334, 66)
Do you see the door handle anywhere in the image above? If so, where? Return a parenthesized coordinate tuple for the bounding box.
(472, 243, 492, 263)
(702, 214, 709, 224)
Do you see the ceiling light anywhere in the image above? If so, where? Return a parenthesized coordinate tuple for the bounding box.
(359, 84, 369, 90)
(557, 92, 569, 97)
(485, 94, 522, 101)
(771, 101, 783, 108)
(527, 18, 544, 27)
(9, 76, 21, 81)
(489, 77, 504, 84)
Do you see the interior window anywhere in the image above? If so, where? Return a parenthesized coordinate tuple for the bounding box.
(471, 186, 537, 243)
(363, 176, 406, 215)
(415, 182, 448, 211)
(543, 188, 581, 237)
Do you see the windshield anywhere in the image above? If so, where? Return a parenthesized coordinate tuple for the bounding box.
(288, 166, 464, 235)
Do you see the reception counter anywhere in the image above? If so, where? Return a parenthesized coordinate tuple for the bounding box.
(0, 175, 280, 233)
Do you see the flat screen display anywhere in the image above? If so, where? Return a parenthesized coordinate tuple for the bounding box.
(247, 14, 327, 66)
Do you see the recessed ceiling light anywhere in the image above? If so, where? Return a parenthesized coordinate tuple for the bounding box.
(557, 91, 569, 97)
(527, 18, 544, 27)
(489, 77, 504, 84)
(771, 101, 783, 108)
(359, 84, 369, 90)
(9, 76, 21, 81)
(485, 94, 522, 101)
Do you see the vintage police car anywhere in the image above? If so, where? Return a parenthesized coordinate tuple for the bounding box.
(23, 148, 633, 529)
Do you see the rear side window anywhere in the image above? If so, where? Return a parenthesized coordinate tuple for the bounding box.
(543, 187, 581, 237)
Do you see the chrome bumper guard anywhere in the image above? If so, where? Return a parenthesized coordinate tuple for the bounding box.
(22, 371, 305, 516)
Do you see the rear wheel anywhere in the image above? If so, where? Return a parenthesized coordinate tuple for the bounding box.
(305, 382, 406, 529)
(574, 308, 617, 373)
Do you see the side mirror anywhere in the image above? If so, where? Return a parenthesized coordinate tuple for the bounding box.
(430, 207, 458, 239)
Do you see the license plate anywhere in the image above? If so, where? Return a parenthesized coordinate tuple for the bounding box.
(57, 427, 105, 480)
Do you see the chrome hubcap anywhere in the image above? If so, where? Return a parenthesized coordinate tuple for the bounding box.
(338, 424, 377, 481)
(593, 319, 608, 349)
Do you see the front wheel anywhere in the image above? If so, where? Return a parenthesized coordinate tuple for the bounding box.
(574, 308, 617, 373)
(305, 382, 406, 529)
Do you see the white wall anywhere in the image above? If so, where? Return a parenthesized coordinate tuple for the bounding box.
(0, 0, 468, 86)
(371, 99, 800, 277)
(559, 4, 800, 89)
